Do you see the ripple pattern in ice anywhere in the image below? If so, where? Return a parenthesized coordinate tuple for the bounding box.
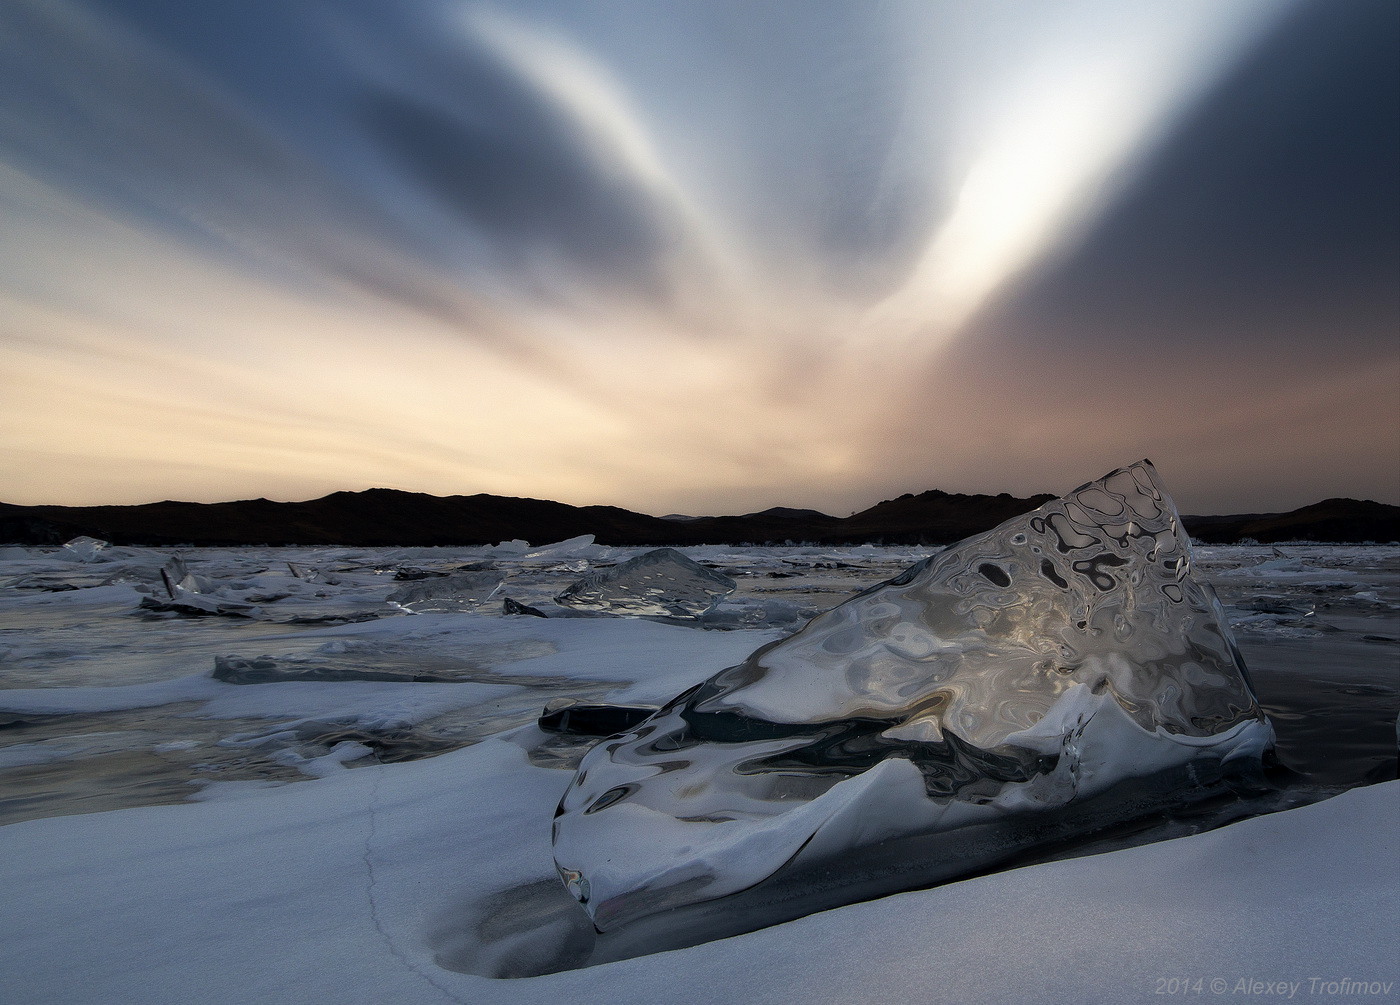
(552, 461, 1274, 944)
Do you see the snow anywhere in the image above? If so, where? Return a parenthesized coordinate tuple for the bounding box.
(0, 737, 1393, 1004)
(0, 542, 1396, 1002)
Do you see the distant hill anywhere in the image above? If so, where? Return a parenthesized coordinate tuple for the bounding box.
(1181, 498, 1400, 544)
(1, 488, 1395, 548)
(842, 489, 1059, 545)
(741, 507, 835, 521)
(0, 490, 683, 548)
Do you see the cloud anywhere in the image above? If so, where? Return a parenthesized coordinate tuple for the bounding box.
(0, 0, 1393, 513)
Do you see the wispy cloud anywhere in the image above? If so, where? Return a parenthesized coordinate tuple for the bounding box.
(1, 0, 1391, 513)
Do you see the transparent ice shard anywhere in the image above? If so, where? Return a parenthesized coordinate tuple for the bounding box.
(61, 536, 109, 562)
(525, 535, 598, 560)
(286, 561, 338, 584)
(159, 556, 215, 596)
(552, 462, 1275, 948)
(140, 555, 259, 617)
(554, 548, 736, 619)
(483, 539, 530, 558)
(503, 597, 549, 618)
(386, 571, 504, 612)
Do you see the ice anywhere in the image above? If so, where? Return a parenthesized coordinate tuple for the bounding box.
(386, 571, 505, 613)
(503, 597, 548, 618)
(140, 589, 261, 619)
(133, 555, 269, 618)
(554, 547, 737, 618)
(524, 535, 600, 561)
(0, 731, 1391, 1002)
(212, 654, 472, 684)
(482, 539, 530, 557)
(285, 561, 337, 584)
(1, 529, 1395, 998)
(272, 739, 375, 778)
(552, 462, 1276, 947)
(60, 536, 110, 562)
(537, 698, 660, 736)
(160, 555, 214, 595)
(698, 596, 816, 629)
(0, 731, 161, 769)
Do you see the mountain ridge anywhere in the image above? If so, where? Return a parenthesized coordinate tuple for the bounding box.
(0, 488, 1395, 547)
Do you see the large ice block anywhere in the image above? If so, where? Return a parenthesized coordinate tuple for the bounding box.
(552, 461, 1274, 947)
(554, 548, 736, 619)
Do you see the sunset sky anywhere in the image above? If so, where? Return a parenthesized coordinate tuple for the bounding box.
(1, 0, 1396, 517)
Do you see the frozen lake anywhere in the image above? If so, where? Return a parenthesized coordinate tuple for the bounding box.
(0, 539, 1396, 1002)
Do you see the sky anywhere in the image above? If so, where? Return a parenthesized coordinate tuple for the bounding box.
(1, 0, 1396, 517)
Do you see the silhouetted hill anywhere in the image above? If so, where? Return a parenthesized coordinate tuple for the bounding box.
(1, 489, 1395, 548)
(0, 491, 685, 548)
(1182, 498, 1400, 544)
(741, 507, 835, 521)
(842, 489, 1059, 545)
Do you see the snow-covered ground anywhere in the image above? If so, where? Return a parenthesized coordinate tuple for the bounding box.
(1, 540, 1396, 1003)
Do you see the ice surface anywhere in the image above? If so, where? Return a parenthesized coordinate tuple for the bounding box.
(0, 532, 1396, 999)
(0, 733, 1392, 1003)
(386, 572, 505, 613)
(552, 462, 1276, 943)
(554, 547, 737, 618)
(212, 654, 470, 684)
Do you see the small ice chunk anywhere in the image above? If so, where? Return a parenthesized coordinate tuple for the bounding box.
(139, 591, 260, 619)
(503, 597, 549, 618)
(483, 539, 530, 557)
(525, 535, 598, 560)
(386, 571, 504, 613)
(286, 562, 337, 584)
(142, 561, 260, 617)
(700, 597, 816, 629)
(159, 556, 216, 596)
(61, 536, 109, 562)
(554, 548, 736, 618)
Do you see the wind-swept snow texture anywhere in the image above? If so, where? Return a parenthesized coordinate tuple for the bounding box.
(0, 738, 1393, 1004)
